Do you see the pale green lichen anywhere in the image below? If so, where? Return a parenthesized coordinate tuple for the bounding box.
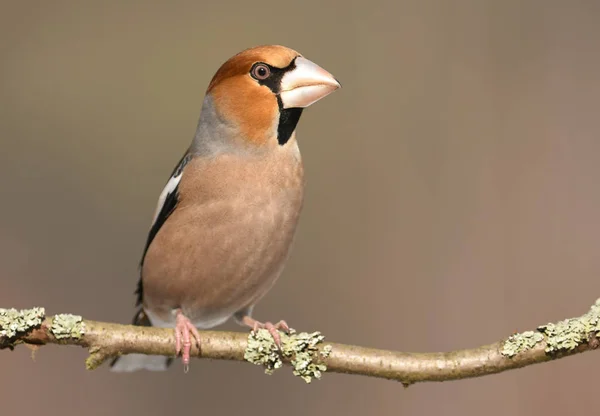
(244, 328, 282, 375)
(538, 298, 600, 353)
(50, 314, 86, 339)
(501, 298, 600, 357)
(0, 307, 45, 338)
(85, 346, 107, 371)
(245, 328, 330, 383)
(501, 331, 544, 357)
(320, 344, 333, 358)
(283, 330, 328, 383)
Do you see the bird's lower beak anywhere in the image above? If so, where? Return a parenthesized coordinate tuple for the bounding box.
(279, 56, 341, 109)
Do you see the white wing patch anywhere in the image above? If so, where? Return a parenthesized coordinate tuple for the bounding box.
(151, 171, 183, 226)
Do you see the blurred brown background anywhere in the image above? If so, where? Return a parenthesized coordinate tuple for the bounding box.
(2, 1, 600, 415)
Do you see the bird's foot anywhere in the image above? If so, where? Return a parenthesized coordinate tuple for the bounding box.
(174, 310, 201, 372)
(242, 316, 290, 348)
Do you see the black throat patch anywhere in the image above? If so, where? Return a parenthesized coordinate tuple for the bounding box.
(276, 101, 303, 145)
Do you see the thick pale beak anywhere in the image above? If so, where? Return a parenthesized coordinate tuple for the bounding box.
(279, 56, 341, 109)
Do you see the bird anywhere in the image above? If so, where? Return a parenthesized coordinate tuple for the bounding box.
(110, 45, 340, 372)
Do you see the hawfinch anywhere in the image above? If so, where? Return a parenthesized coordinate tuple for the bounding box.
(110, 45, 340, 372)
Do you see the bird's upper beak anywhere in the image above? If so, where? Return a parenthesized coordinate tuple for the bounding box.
(279, 56, 341, 109)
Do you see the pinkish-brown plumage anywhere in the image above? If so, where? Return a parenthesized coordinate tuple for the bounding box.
(142, 149, 304, 328)
(111, 45, 339, 372)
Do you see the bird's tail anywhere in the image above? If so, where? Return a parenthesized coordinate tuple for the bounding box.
(109, 309, 173, 372)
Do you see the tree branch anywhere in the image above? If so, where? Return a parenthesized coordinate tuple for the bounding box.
(2, 300, 600, 385)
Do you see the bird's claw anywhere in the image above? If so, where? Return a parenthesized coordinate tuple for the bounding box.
(250, 319, 290, 348)
(174, 310, 201, 371)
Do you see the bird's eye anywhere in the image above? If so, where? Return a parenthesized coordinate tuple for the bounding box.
(251, 63, 271, 80)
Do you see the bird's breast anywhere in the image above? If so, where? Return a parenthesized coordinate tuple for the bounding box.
(141, 147, 304, 327)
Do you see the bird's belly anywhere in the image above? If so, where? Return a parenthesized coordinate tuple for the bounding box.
(141, 189, 302, 328)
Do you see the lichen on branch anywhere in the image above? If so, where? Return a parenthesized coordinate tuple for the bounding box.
(245, 328, 331, 383)
(0, 307, 45, 339)
(51, 314, 86, 340)
(501, 299, 600, 357)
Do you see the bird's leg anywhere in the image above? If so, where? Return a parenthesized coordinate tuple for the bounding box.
(241, 316, 290, 348)
(174, 309, 201, 372)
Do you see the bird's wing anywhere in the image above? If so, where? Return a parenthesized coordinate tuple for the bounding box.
(135, 152, 192, 306)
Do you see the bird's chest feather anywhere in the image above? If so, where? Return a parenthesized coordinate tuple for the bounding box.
(141, 149, 304, 323)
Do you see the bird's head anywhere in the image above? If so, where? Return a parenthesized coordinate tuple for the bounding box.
(195, 45, 340, 151)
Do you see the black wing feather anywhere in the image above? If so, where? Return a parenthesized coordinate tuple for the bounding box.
(134, 152, 192, 307)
